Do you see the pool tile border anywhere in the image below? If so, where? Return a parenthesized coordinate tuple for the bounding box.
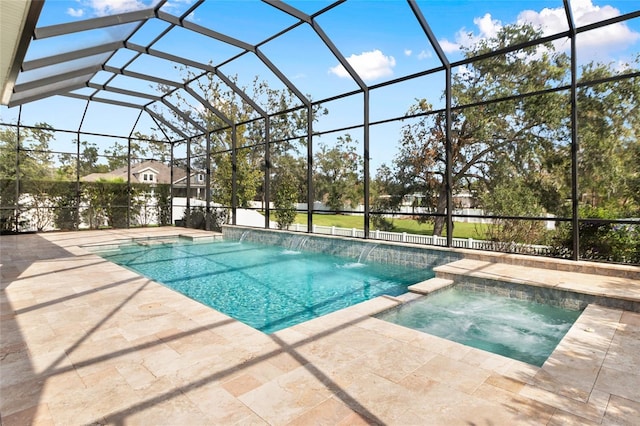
(223, 225, 462, 269)
(223, 225, 639, 280)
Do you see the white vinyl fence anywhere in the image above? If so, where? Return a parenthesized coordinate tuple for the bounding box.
(277, 223, 553, 256)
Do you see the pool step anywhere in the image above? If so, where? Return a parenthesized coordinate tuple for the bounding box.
(434, 258, 640, 312)
(408, 277, 454, 295)
(181, 233, 224, 243)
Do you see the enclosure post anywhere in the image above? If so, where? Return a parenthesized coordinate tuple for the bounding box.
(231, 125, 237, 226)
(408, 0, 453, 246)
(170, 143, 174, 226)
(445, 66, 453, 247)
(186, 136, 191, 227)
(127, 110, 143, 230)
(363, 89, 370, 239)
(564, 0, 579, 261)
(15, 107, 21, 232)
(264, 116, 271, 229)
(306, 104, 313, 234)
(126, 136, 131, 229)
(75, 130, 81, 230)
(77, 100, 90, 231)
(205, 131, 212, 231)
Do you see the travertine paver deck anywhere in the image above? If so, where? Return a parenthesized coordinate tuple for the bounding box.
(1, 228, 639, 425)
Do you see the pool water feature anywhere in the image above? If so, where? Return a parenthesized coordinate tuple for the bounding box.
(96, 239, 435, 334)
(376, 287, 583, 366)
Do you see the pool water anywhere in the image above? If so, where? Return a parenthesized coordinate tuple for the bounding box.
(376, 287, 582, 366)
(98, 239, 434, 333)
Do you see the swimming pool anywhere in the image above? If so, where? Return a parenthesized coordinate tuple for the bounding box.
(376, 286, 583, 366)
(96, 238, 435, 333)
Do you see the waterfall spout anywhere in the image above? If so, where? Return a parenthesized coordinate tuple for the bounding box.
(357, 244, 379, 264)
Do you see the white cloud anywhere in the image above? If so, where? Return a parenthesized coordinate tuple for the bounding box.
(518, 0, 640, 54)
(329, 50, 396, 82)
(161, 0, 196, 17)
(67, 8, 85, 17)
(439, 39, 460, 53)
(615, 59, 637, 72)
(86, 0, 159, 16)
(417, 50, 432, 60)
(405, 49, 433, 60)
(82, 0, 197, 20)
(454, 64, 473, 79)
(437, 13, 503, 54)
(474, 13, 502, 39)
(438, 1, 639, 58)
(517, 8, 567, 35)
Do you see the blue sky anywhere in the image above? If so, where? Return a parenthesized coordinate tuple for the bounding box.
(2, 0, 638, 171)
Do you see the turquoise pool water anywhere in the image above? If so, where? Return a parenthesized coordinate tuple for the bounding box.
(376, 287, 582, 366)
(97, 239, 434, 333)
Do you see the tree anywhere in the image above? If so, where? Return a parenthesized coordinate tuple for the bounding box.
(370, 164, 402, 231)
(155, 183, 172, 226)
(22, 179, 56, 232)
(629, 142, 640, 208)
(552, 205, 640, 263)
(132, 132, 171, 164)
(392, 24, 571, 236)
(82, 178, 139, 229)
(51, 181, 78, 231)
(133, 187, 156, 227)
(272, 158, 298, 229)
(314, 134, 363, 212)
(103, 140, 149, 170)
(0, 124, 55, 232)
(156, 71, 325, 210)
(480, 177, 549, 251)
(576, 59, 640, 213)
(272, 154, 307, 204)
(56, 140, 109, 180)
(1, 127, 23, 231)
(210, 146, 263, 207)
(550, 58, 639, 262)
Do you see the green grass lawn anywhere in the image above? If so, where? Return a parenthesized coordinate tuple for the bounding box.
(293, 213, 488, 239)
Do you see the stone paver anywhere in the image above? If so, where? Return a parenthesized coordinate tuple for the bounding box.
(1, 228, 639, 425)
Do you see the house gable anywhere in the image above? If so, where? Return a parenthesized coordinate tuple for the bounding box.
(135, 167, 160, 184)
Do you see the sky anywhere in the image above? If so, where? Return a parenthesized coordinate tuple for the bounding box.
(1, 0, 638, 171)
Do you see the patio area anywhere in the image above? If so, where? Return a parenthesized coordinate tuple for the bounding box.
(1, 228, 639, 425)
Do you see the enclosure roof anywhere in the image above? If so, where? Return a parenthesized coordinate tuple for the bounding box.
(1, 0, 639, 142)
(2, 0, 365, 141)
(0, 0, 38, 105)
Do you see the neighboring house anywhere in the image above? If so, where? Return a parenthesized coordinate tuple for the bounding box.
(172, 170, 208, 200)
(81, 160, 207, 199)
(401, 192, 478, 209)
